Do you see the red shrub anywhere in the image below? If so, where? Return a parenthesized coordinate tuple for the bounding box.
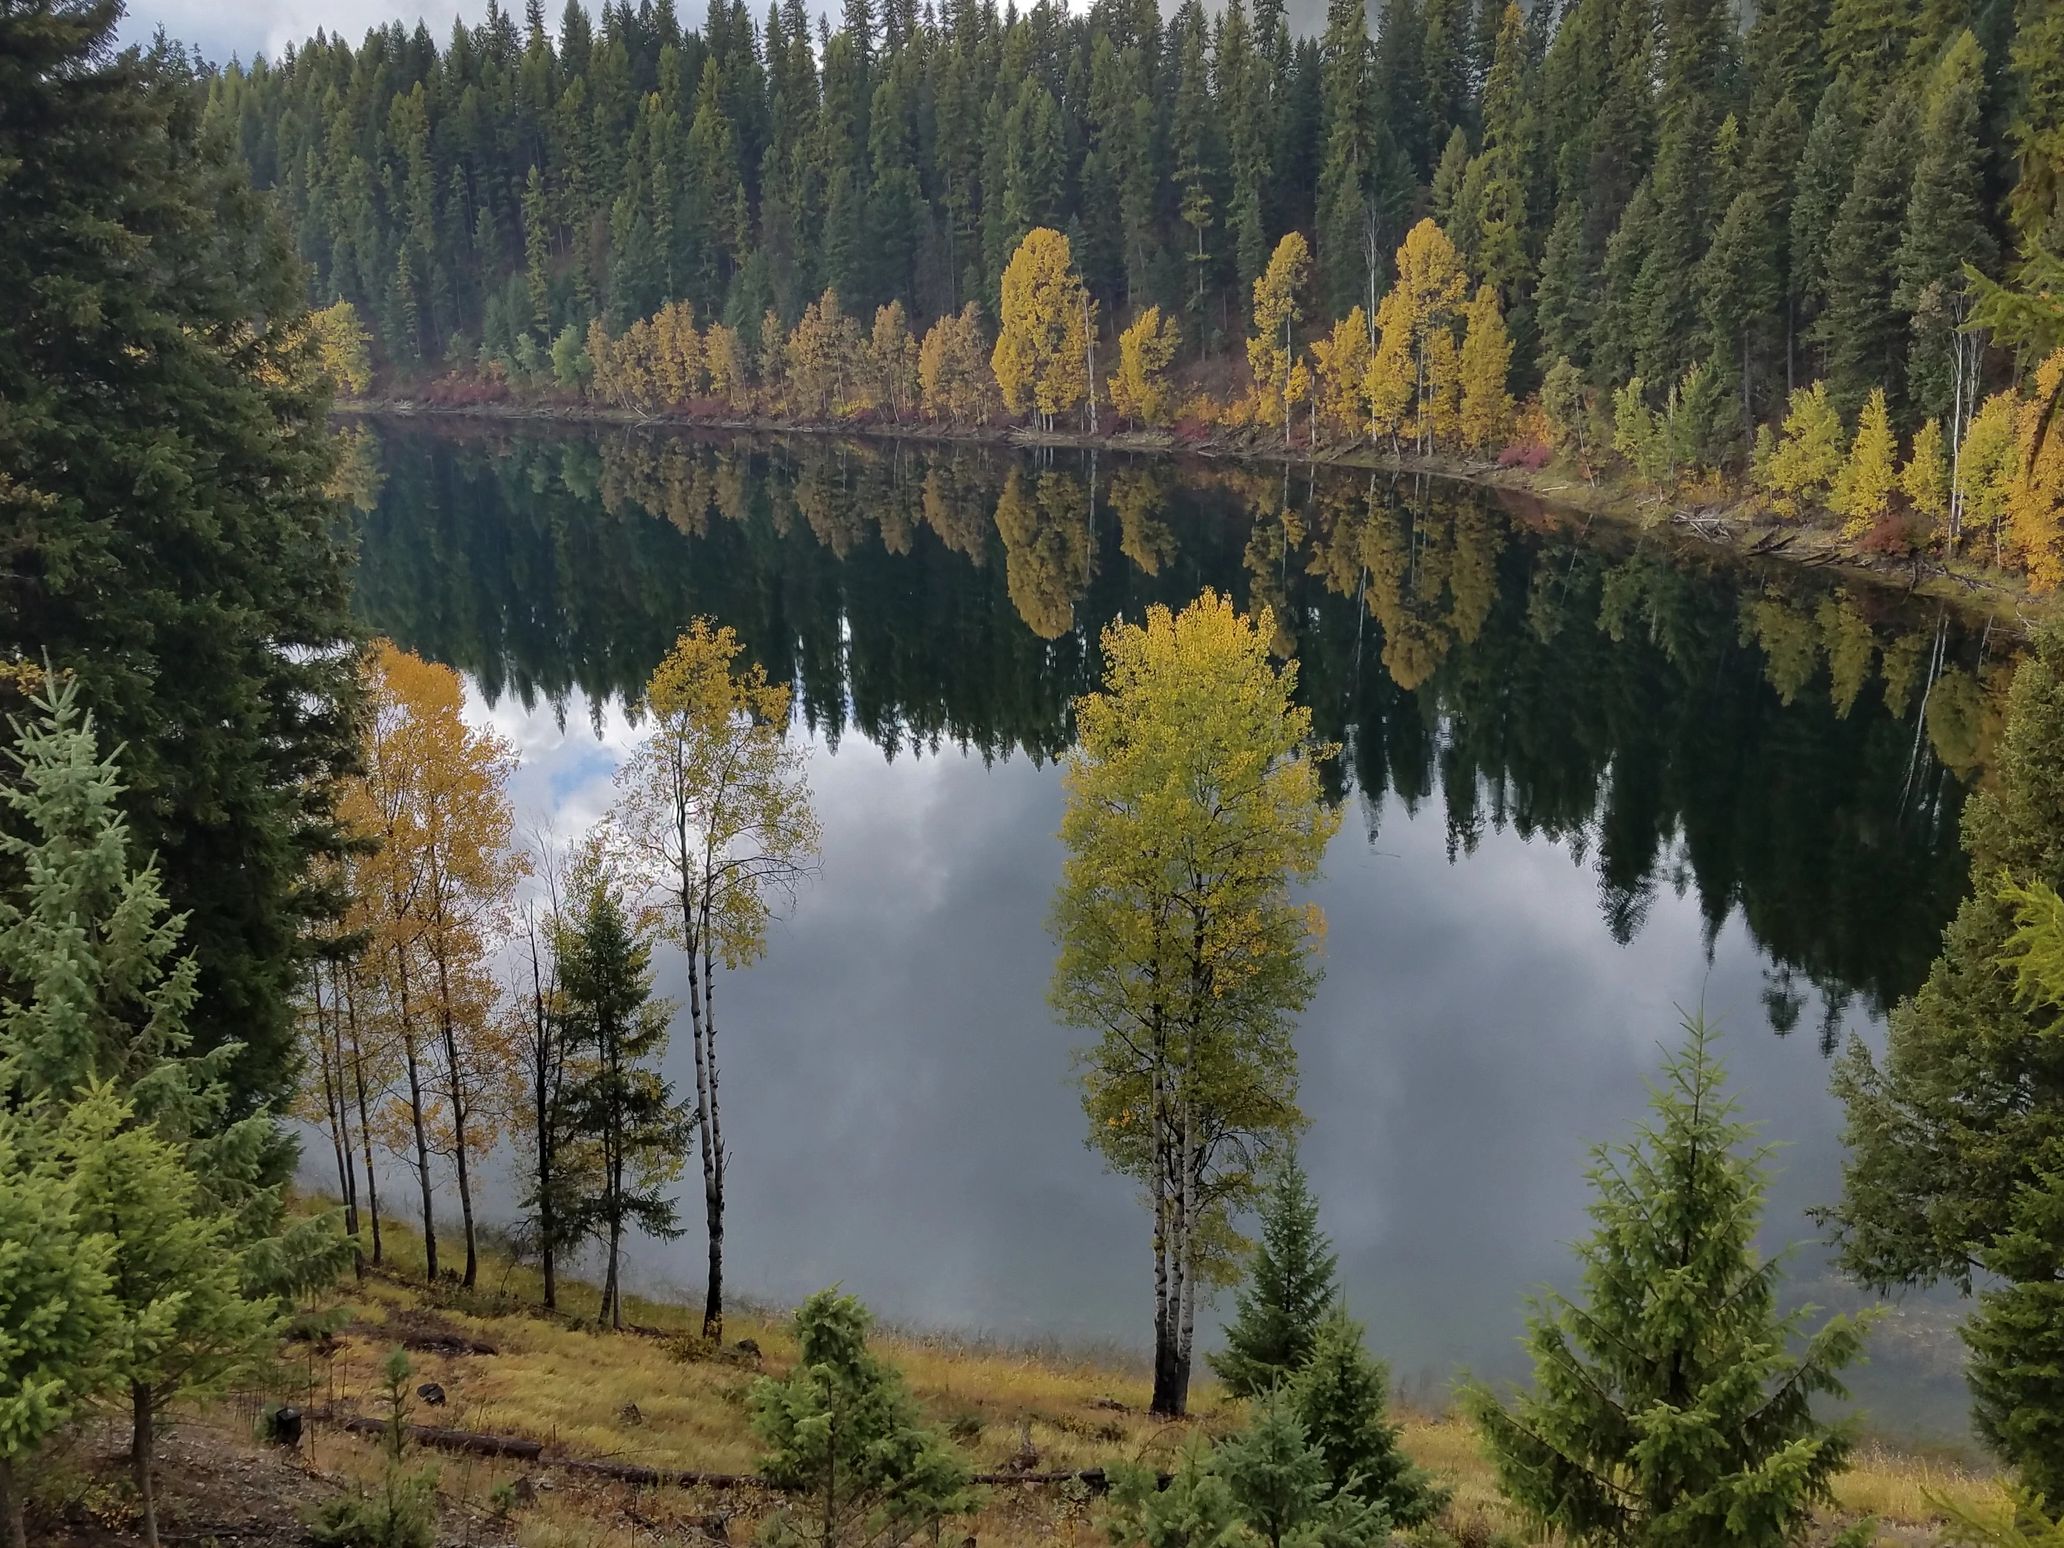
(1497, 439, 1552, 470)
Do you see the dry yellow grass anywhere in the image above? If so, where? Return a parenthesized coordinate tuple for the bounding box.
(287, 1227, 2003, 1547)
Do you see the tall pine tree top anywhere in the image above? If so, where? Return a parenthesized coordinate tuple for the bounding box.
(1209, 1150, 1339, 1398)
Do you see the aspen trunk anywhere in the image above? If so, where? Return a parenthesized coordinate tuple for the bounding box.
(348, 999, 384, 1267)
(437, 947, 478, 1288)
(701, 934, 726, 1342)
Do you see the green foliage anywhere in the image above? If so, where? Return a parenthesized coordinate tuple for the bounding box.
(3, 2, 358, 1110)
(1288, 1310, 1444, 1527)
(1211, 1153, 1340, 1399)
(1467, 1014, 1871, 1547)
(554, 873, 693, 1329)
(1217, 1391, 1390, 1548)
(308, 1349, 438, 1548)
(750, 1289, 977, 1548)
(1105, 1441, 1247, 1548)
(1831, 624, 2064, 1319)
(1939, 1492, 2064, 1547)
(0, 1109, 112, 1548)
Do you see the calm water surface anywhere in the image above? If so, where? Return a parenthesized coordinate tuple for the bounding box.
(350, 421, 2017, 1439)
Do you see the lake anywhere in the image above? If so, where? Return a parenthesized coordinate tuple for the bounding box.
(349, 419, 2015, 1441)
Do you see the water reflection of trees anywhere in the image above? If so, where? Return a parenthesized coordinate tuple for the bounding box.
(355, 423, 2017, 1027)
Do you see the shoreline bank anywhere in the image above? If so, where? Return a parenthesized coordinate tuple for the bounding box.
(342, 395, 2042, 628)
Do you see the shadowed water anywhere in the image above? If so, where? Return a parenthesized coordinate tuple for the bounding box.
(346, 420, 2016, 1440)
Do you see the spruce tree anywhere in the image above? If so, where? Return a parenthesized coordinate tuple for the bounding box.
(1787, 80, 1858, 385)
(556, 874, 693, 1330)
(751, 1290, 975, 1548)
(1210, 1152, 1340, 1399)
(2, 1, 359, 1110)
(0, 680, 348, 1548)
(1289, 1308, 1445, 1527)
(1468, 1014, 1871, 1548)
(0, 1113, 112, 1548)
(1818, 89, 1919, 419)
(1895, 30, 1995, 424)
(1216, 1392, 1389, 1547)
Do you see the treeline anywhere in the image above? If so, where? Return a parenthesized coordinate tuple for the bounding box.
(355, 427, 1990, 1030)
(209, 0, 2064, 571)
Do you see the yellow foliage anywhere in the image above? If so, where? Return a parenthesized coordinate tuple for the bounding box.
(703, 322, 747, 407)
(2008, 349, 2064, 591)
(1109, 305, 1181, 427)
(299, 299, 374, 396)
(992, 228, 1093, 428)
(786, 288, 863, 418)
(1365, 290, 1415, 444)
(650, 299, 705, 401)
(1311, 308, 1372, 442)
(1956, 390, 2020, 553)
(1899, 418, 1951, 538)
(917, 302, 996, 426)
(1832, 388, 1898, 537)
(1247, 232, 1311, 434)
(1457, 283, 1514, 455)
(1756, 381, 1846, 519)
(868, 301, 920, 420)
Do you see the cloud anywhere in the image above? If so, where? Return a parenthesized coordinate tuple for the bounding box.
(122, 1, 501, 63)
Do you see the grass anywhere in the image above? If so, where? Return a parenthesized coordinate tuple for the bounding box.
(279, 1222, 2011, 1547)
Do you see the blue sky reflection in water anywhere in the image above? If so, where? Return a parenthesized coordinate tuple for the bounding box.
(351, 423, 2003, 1440)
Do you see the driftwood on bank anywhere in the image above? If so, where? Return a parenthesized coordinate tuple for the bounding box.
(312, 1407, 1139, 1491)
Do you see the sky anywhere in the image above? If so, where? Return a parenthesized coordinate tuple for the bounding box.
(127, 0, 536, 64)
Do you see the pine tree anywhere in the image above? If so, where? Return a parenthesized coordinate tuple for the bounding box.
(2, 1, 359, 1110)
(1832, 626, 2064, 1463)
(1896, 30, 1994, 425)
(1288, 1308, 1445, 1526)
(557, 873, 693, 1330)
(1217, 1392, 1390, 1547)
(1468, 1015, 1872, 1548)
(1787, 80, 1858, 386)
(0, 1111, 112, 1548)
(0, 680, 348, 1548)
(1819, 90, 1919, 419)
(1210, 1153, 1339, 1398)
(751, 1289, 975, 1548)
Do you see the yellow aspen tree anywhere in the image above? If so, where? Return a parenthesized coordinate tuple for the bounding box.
(992, 228, 1092, 430)
(1457, 283, 1515, 455)
(299, 299, 373, 395)
(787, 288, 860, 418)
(704, 322, 747, 407)
(647, 300, 692, 400)
(1366, 289, 1416, 447)
(1311, 306, 1372, 443)
(1832, 387, 1898, 536)
(585, 317, 618, 404)
(869, 301, 920, 421)
(918, 303, 997, 425)
(1957, 389, 2020, 559)
(1247, 231, 1311, 443)
(1050, 590, 1338, 1417)
(2008, 349, 2064, 590)
(757, 306, 789, 410)
(1755, 382, 1847, 518)
(613, 621, 820, 1340)
(1423, 329, 1463, 451)
(1109, 306, 1181, 427)
(1389, 220, 1470, 454)
(1899, 418, 1951, 542)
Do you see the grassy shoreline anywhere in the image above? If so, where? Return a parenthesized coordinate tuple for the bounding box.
(341, 393, 2044, 631)
(277, 1224, 2010, 1547)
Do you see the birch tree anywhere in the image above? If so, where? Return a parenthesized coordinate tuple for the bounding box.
(1049, 592, 1338, 1416)
(615, 620, 821, 1340)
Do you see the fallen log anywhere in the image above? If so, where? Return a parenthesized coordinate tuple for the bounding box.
(318, 1409, 544, 1460)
